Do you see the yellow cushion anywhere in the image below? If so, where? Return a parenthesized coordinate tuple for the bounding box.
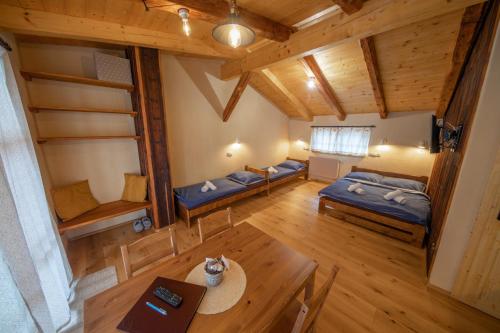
(52, 180, 99, 221)
(121, 174, 148, 202)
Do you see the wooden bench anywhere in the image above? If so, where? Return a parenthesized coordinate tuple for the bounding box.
(57, 200, 152, 235)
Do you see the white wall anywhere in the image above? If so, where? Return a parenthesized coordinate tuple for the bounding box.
(161, 55, 290, 187)
(429, 23, 500, 292)
(289, 112, 435, 178)
(18, 43, 144, 238)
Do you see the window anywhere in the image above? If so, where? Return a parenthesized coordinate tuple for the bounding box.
(310, 126, 372, 156)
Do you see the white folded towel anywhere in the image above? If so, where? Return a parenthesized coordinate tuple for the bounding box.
(384, 189, 402, 200)
(348, 183, 362, 192)
(201, 185, 209, 193)
(268, 166, 278, 174)
(393, 195, 407, 205)
(354, 188, 365, 194)
(205, 180, 217, 191)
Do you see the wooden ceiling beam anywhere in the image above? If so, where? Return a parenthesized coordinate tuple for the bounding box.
(260, 69, 313, 121)
(334, 0, 364, 14)
(223, 72, 252, 122)
(145, 0, 295, 42)
(0, 4, 237, 59)
(435, 3, 484, 119)
(360, 37, 387, 119)
(248, 73, 298, 118)
(300, 55, 346, 121)
(221, 0, 485, 80)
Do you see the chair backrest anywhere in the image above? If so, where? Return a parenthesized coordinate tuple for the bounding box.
(120, 225, 178, 280)
(197, 207, 233, 243)
(292, 265, 340, 333)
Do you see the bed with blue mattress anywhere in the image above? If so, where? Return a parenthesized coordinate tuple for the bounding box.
(174, 158, 308, 227)
(318, 166, 430, 247)
(260, 158, 309, 189)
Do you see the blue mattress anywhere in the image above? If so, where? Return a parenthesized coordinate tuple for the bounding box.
(174, 178, 247, 209)
(319, 178, 430, 227)
(268, 166, 301, 181)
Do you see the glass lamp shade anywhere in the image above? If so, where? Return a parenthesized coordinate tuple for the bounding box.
(212, 16, 255, 48)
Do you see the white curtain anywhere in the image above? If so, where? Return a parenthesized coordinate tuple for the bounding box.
(310, 126, 372, 156)
(0, 47, 72, 332)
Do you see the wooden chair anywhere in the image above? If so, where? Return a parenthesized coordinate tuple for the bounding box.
(270, 265, 340, 333)
(197, 207, 233, 243)
(120, 225, 178, 280)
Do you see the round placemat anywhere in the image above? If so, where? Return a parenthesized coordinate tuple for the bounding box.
(185, 259, 246, 315)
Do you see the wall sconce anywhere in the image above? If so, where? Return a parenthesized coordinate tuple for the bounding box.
(377, 138, 390, 152)
(232, 138, 241, 150)
(417, 140, 429, 149)
(296, 138, 309, 150)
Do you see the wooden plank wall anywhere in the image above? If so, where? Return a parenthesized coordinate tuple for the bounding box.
(426, 0, 499, 272)
(128, 47, 176, 228)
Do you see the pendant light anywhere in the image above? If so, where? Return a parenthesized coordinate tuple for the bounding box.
(212, 0, 255, 48)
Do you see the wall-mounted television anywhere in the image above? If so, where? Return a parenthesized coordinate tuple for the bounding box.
(430, 115, 464, 154)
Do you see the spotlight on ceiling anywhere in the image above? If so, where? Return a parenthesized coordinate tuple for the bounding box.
(178, 8, 191, 37)
(307, 77, 316, 89)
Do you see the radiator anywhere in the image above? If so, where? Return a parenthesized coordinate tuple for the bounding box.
(309, 156, 340, 182)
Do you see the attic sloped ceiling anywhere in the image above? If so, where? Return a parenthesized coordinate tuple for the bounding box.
(261, 9, 466, 118)
(0, 0, 484, 121)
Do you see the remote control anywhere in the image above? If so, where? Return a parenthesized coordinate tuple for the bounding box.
(153, 286, 183, 308)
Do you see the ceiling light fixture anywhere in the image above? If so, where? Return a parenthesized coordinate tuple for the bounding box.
(307, 77, 316, 89)
(178, 8, 191, 37)
(212, 0, 255, 48)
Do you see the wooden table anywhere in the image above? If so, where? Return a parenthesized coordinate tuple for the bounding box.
(84, 222, 318, 332)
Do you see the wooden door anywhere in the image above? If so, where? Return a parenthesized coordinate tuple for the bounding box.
(452, 150, 500, 319)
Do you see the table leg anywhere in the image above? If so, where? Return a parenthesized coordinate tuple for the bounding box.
(304, 269, 316, 303)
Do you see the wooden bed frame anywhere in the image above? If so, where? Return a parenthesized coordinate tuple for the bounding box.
(318, 166, 429, 247)
(176, 157, 309, 228)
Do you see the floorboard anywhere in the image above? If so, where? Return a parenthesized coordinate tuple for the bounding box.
(66, 180, 500, 332)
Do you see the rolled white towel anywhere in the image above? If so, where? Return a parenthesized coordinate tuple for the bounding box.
(354, 187, 365, 194)
(201, 185, 209, 193)
(384, 189, 402, 200)
(393, 195, 407, 205)
(205, 180, 217, 191)
(268, 166, 278, 174)
(348, 182, 362, 192)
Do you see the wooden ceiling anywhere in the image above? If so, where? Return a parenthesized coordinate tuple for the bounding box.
(0, 0, 486, 121)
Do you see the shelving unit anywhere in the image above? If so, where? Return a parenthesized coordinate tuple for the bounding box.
(37, 135, 141, 144)
(20, 70, 134, 91)
(57, 200, 152, 234)
(21, 59, 154, 236)
(29, 106, 138, 117)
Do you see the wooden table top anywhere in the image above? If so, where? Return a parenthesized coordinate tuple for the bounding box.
(84, 222, 318, 332)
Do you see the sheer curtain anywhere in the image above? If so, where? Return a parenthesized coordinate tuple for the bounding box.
(310, 127, 372, 156)
(0, 47, 72, 331)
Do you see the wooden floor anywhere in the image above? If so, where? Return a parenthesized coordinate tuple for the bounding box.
(67, 180, 500, 333)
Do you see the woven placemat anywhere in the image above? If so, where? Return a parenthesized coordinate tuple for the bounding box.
(185, 259, 246, 315)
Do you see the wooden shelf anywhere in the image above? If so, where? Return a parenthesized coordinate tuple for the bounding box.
(29, 106, 137, 117)
(58, 200, 152, 234)
(20, 70, 135, 92)
(37, 135, 140, 144)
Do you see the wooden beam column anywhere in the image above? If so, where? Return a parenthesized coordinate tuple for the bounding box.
(300, 55, 346, 120)
(128, 47, 175, 228)
(435, 4, 484, 118)
(261, 69, 313, 121)
(223, 72, 251, 122)
(360, 36, 387, 119)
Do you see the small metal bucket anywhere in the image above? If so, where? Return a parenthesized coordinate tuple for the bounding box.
(205, 270, 224, 287)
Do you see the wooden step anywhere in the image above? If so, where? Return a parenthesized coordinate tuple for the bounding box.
(29, 106, 137, 117)
(20, 70, 134, 92)
(37, 135, 140, 144)
(58, 200, 152, 234)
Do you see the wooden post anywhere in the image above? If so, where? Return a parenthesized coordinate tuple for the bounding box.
(128, 46, 175, 228)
